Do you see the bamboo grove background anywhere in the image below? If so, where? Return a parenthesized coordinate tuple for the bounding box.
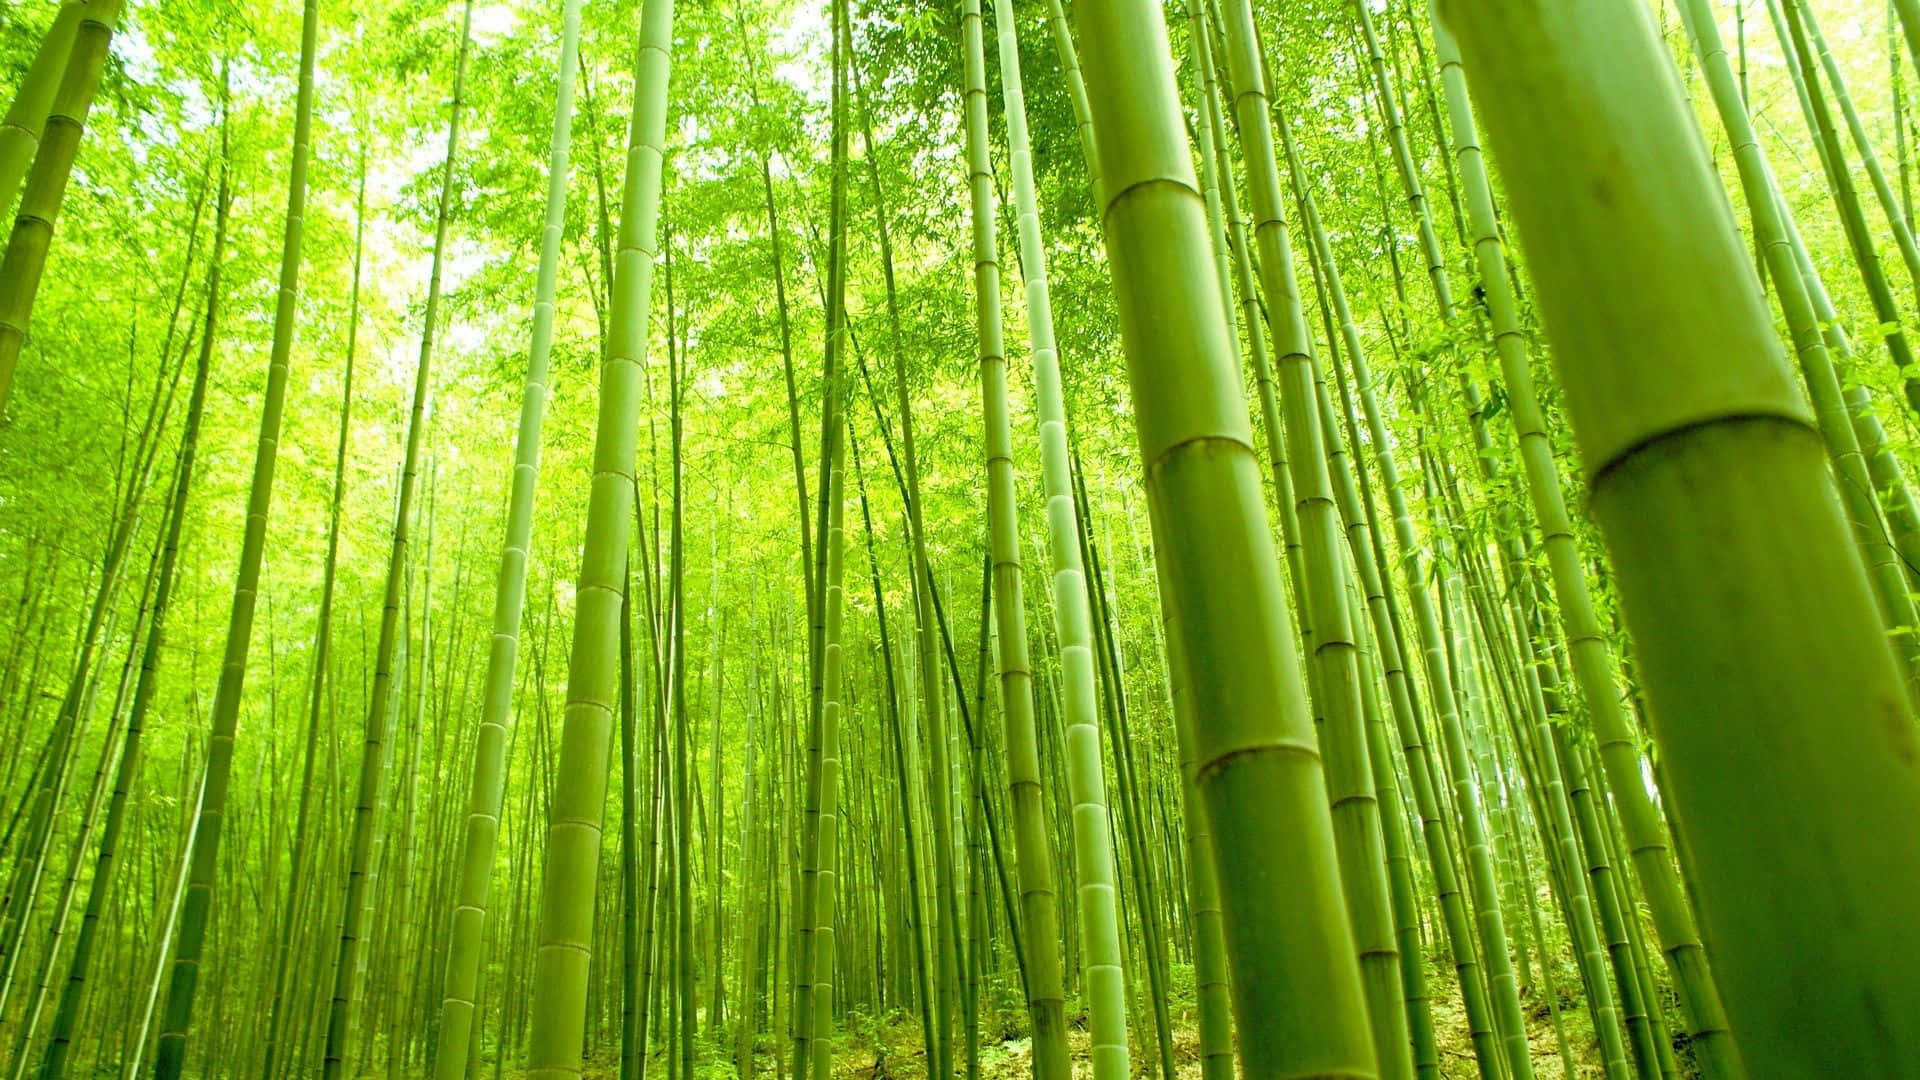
(0, 0, 1913, 1076)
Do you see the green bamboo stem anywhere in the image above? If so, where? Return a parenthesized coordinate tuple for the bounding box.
(1350, 11, 1558, 1075)
(1797, 0, 1920, 325)
(1209, 9, 1410, 1073)
(1434, 5, 1749, 1074)
(847, 54, 943, 1079)
(1331, 342, 1478, 1080)
(730, 657, 762, 1080)
(989, 4, 1129, 1075)
(0, 0, 122, 416)
(0, 412, 151, 1034)
(1281, 112, 1449, 1080)
(959, 0, 1070, 1074)
(434, 0, 580, 1066)
(618, 559, 642, 1079)
(794, 6, 850, 1074)
(1461, 637, 1532, 999)
(804, 418, 845, 1080)
(151, 28, 317, 1073)
(1274, 54, 1514, 1080)
(851, 41, 952, 1080)
(1439, 0, 1920, 1069)
(321, 9, 471, 1070)
(1551, 721, 1661, 1080)
(1449, 461, 1633, 1080)
(1460, 598, 1577, 1080)
(739, 28, 813, 627)
(524, 0, 673, 1069)
(1761, 146, 1920, 593)
(1898, 0, 1920, 80)
(965, 567, 994, 1080)
(31, 118, 227, 1080)
(1035, 1, 1096, 215)
(849, 326, 1034, 1004)
(0, 0, 86, 219)
(667, 257, 693, 1080)
(1728, 0, 1920, 680)
(1846, 385, 1920, 588)
(783, 45, 847, 1080)
(0, 135, 183, 1055)
(256, 25, 339, 1080)
(1585, 737, 1682, 1080)
(1073, 462, 1177, 1080)
(1497, 720, 1576, 1079)
(1193, 0, 1309, 649)
(887, 28, 961, 1072)
(1771, 0, 1920, 408)
(131, 753, 205, 1080)
(1353, 624, 1437, 1080)
(1177, 57, 1287, 1054)
(853, 438, 937, 1075)
(1185, 4, 1238, 341)
(632, 578, 669, 1079)
(36, 278, 211, 1079)
(1073, 1, 1377, 1072)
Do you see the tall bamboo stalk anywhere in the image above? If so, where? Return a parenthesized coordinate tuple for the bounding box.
(959, 0, 1070, 1075)
(524, 0, 674, 1071)
(0, 0, 125, 415)
(321, 9, 472, 1070)
(255, 20, 343, 1080)
(987, 3, 1128, 1076)
(434, 0, 581, 1067)
(1439, 0, 1920, 1070)
(1072, 1, 1377, 1073)
(0, 0, 86, 219)
(793, 3, 851, 1075)
(152, 23, 319, 1071)
(1434, 4, 1746, 1074)
(35, 127, 227, 1080)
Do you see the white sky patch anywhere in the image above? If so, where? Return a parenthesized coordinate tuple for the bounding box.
(773, 5, 828, 105)
(470, 2, 520, 45)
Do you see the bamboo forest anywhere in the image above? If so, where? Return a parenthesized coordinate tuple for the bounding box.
(4, 0, 1920, 1074)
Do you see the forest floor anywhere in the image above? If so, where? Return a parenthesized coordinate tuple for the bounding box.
(618, 948, 1637, 1079)
(816, 957, 1615, 1079)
